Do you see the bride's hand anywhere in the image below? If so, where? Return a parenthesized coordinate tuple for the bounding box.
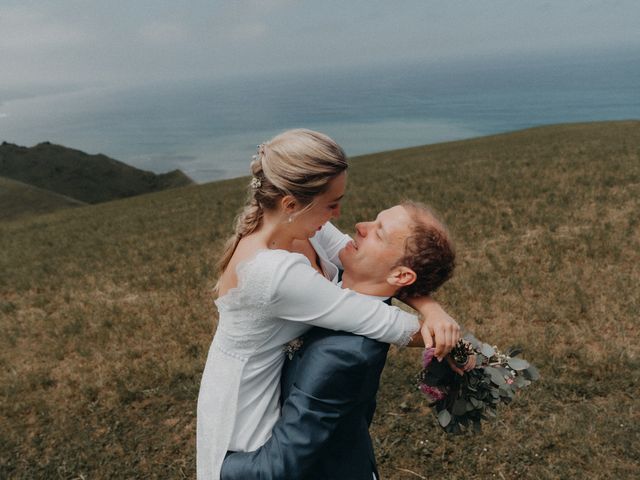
(409, 297, 460, 361)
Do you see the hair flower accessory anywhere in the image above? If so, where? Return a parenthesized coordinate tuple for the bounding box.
(250, 177, 262, 189)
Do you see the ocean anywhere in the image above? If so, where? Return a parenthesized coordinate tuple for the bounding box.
(1, 50, 639, 183)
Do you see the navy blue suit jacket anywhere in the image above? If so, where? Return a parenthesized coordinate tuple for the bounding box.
(220, 326, 390, 480)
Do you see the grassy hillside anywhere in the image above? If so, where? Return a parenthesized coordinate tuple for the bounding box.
(1, 121, 638, 479)
(0, 141, 194, 205)
(0, 176, 87, 221)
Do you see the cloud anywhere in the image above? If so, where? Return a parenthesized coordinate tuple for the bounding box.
(0, 1, 638, 92)
(0, 6, 89, 51)
(139, 21, 188, 45)
(223, 22, 268, 42)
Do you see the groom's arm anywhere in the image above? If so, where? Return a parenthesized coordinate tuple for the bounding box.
(220, 335, 386, 480)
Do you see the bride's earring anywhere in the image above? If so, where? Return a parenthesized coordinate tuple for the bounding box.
(288, 216, 293, 223)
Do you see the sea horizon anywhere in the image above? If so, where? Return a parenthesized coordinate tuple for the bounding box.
(1, 48, 639, 183)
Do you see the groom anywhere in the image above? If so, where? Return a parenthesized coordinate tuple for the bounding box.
(221, 201, 456, 480)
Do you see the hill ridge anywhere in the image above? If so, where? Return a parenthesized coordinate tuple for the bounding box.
(0, 141, 195, 205)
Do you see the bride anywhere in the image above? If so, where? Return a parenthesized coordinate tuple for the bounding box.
(197, 129, 460, 479)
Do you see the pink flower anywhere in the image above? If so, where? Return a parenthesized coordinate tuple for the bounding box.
(422, 347, 435, 368)
(506, 378, 514, 385)
(419, 384, 447, 401)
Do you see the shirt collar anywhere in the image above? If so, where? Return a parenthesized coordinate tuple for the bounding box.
(338, 281, 390, 302)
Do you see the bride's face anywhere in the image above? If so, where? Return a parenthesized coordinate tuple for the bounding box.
(289, 171, 347, 239)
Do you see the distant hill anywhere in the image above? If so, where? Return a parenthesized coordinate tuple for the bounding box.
(0, 141, 194, 205)
(0, 176, 86, 221)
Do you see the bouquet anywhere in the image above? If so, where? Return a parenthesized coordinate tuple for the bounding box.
(416, 333, 539, 434)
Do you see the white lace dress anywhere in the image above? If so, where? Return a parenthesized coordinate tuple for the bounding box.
(197, 224, 420, 479)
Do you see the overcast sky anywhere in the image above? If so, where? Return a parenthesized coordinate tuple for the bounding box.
(2, 0, 639, 96)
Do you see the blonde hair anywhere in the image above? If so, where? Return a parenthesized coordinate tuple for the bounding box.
(216, 129, 348, 288)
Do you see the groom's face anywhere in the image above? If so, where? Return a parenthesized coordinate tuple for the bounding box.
(339, 205, 413, 283)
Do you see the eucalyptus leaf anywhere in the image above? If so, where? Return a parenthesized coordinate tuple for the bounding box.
(523, 365, 541, 381)
(485, 366, 506, 385)
(515, 376, 528, 388)
(452, 399, 468, 416)
(506, 346, 522, 357)
(507, 357, 530, 370)
(480, 343, 495, 357)
(438, 409, 452, 427)
(464, 333, 482, 349)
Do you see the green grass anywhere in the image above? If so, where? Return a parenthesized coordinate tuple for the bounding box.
(1, 121, 639, 479)
(0, 176, 86, 221)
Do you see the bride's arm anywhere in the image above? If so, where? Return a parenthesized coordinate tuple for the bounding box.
(312, 221, 351, 268)
(404, 296, 460, 360)
(270, 253, 421, 346)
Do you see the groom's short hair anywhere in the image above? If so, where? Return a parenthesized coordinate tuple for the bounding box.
(394, 201, 455, 301)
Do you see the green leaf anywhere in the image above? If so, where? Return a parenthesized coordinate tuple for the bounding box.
(464, 333, 482, 349)
(438, 409, 452, 427)
(499, 385, 515, 400)
(452, 399, 467, 416)
(485, 366, 506, 385)
(507, 357, 530, 370)
(523, 365, 541, 381)
(506, 346, 522, 357)
(480, 343, 495, 357)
